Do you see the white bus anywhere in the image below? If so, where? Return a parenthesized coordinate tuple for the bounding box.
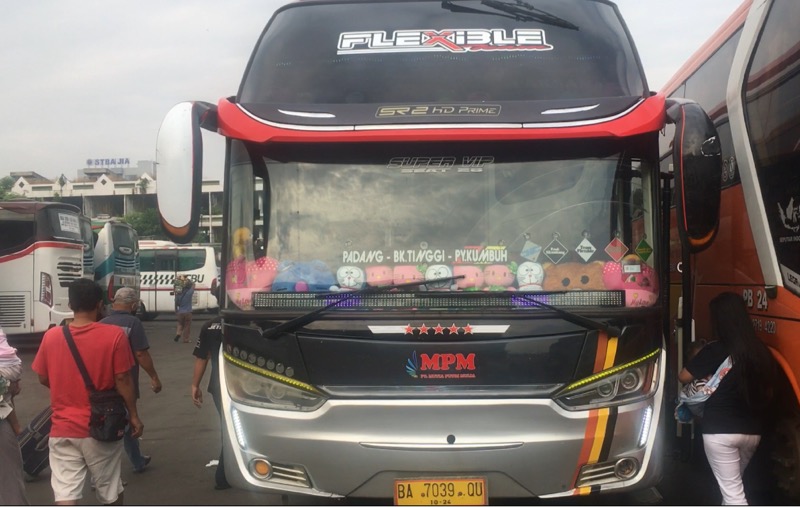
(138, 240, 219, 320)
(0, 201, 85, 344)
(92, 219, 140, 306)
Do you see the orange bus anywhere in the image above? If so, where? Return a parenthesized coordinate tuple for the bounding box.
(660, 0, 800, 499)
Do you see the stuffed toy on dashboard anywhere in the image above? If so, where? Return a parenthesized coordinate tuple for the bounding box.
(542, 261, 606, 291)
(602, 254, 659, 306)
(272, 260, 336, 292)
(516, 261, 544, 291)
(453, 265, 484, 291)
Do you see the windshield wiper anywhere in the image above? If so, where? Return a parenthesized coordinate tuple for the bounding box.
(515, 293, 621, 336)
(442, 0, 579, 30)
(259, 275, 465, 340)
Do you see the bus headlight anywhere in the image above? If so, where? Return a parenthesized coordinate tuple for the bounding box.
(224, 355, 326, 412)
(554, 350, 659, 410)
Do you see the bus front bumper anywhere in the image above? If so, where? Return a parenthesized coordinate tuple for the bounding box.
(221, 392, 664, 499)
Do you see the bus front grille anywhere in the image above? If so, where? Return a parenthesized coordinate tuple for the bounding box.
(114, 257, 137, 270)
(57, 258, 83, 287)
(0, 294, 27, 328)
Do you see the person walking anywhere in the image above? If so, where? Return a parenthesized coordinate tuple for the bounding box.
(174, 275, 195, 343)
(679, 291, 778, 505)
(190, 286, 230, 490)
(32, 279, 143, 506)
(0, 324, 29, 505)
(101, 287, 162, 474)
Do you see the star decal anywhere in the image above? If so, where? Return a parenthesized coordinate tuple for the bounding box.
(404, 324, 415, 335)
(448, 323, 460, 335)
(463, 323, 473, 334)
(418, 323, 430, 334)
(433, 323, 444, 334)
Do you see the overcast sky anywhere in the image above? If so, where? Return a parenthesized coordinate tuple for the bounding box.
(0, 0, 744, 182)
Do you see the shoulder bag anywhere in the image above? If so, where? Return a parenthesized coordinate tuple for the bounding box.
(62, 325, 128, 442)
(675, 355, 732, 423)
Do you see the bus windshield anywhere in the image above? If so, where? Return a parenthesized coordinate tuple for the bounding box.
(240, 0, 645, 105)
(225, 139, 658, 310)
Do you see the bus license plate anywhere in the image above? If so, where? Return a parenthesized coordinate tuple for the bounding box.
(394, 477, 487, 505)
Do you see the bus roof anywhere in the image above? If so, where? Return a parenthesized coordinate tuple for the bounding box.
(659, 0, 751, 95)
(138, 240, 217, 249)
(0, 201, 81, 214)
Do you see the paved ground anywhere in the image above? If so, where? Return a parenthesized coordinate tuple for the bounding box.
(9, 314, 790, 505)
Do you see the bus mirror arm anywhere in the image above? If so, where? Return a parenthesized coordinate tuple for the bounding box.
(665, 98, 723, 254)
(194, 101, 218, 132)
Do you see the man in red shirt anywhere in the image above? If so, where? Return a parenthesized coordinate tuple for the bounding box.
(32, 279, 143, 506)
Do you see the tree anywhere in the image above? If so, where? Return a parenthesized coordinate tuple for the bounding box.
(138, 177, 150, 194)
(124, 208, 167, 239)
(0, 176, 15, 200)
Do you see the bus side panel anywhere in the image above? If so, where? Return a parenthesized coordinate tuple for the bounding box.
(0, 252, 35, 335)
(693, 183, 765, 339)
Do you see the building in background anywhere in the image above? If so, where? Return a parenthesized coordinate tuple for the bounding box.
(7, 162, 223, 242)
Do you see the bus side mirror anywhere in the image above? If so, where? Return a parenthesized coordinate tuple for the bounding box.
(666, 99, 722, 254)
(155, 101, 218, 244)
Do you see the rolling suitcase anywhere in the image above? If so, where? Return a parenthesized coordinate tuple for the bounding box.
(17, 406, 53, 477)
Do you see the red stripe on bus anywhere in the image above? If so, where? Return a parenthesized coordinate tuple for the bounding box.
(0, 241, 83, 263)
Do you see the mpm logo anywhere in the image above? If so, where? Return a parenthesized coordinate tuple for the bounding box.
(406, 351, 477, 379)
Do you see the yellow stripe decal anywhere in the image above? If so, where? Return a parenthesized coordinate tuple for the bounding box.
(588, 408, 610, 463)
(603, 337, 618, 370)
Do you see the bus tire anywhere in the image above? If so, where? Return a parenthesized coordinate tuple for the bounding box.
(771, 411, 800, 501)
(766, 369, 800, 502)
(137, 303, 157, 322)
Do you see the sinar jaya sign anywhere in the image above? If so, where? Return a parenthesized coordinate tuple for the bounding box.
(86, 158, 131, 167)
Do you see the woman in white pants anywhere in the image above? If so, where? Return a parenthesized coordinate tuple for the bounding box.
(679, 292, 777, 505)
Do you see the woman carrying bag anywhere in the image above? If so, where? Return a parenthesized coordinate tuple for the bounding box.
(679, 292, 778, 505)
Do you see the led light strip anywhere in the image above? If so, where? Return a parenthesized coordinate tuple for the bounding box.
(563, 349, 660, 392)
(224, 352, 323, 395)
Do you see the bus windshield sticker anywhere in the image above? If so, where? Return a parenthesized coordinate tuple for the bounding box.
(338, 29, 554, 55)
(387, 156, 494, 173)
(58, 213, 81, 234)
(377, 105, 501, 117)
(635, 239, 653, 262)
(520, 235, 541, 262)
(604, 237, 628, 262)
(575, 236, 596, 262)
(543, 234, 568, 264)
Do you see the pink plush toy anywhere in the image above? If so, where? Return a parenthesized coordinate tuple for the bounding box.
(247, 256, 279, 291)
(453, 265, 484, 290)
(603, 255, 659, 306)
(483, 263, 517, 291)
(393, 265, 425, 285)
(366, 265, 393, 286)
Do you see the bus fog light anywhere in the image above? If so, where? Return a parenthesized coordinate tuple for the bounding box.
(251, 459, 273, 479)
(614, 457, 639, 479)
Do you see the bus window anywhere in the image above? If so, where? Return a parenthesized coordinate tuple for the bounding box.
(155, 251, 177, 272)
(0, 210, 35, 254)
(139, 250, 155, 272)
(178, 249, 207, 271)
